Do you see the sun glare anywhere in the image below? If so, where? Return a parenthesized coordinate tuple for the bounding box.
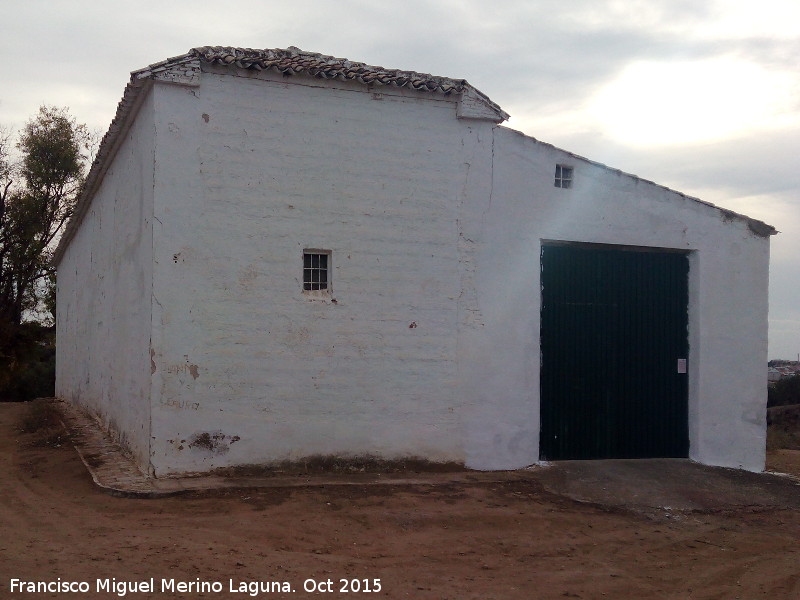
(589, 58, 792, 147)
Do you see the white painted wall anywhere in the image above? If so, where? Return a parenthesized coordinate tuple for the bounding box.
(55, 92, 155, 467)
(459, 127, 769, 471)
(147, 70, 471, 475)
(57, 64, 770, 476)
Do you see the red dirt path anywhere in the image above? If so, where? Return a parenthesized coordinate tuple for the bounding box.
(1, 401, 800, 599)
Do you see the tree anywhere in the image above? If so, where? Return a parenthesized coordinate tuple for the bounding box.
(0, 106, 90, 395)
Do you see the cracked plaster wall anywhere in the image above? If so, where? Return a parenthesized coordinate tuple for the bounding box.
(147, 71, 472, 475)
(55, 92, 155, 468)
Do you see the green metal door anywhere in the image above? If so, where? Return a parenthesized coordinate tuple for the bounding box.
(539, 243, 689, 460)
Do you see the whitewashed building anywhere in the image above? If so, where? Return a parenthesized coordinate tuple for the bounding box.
(54, 46, 775, 476)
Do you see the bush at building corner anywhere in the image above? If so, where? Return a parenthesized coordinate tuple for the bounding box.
(0, 322, 55, 402)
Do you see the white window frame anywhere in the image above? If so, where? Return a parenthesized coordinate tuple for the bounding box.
(555, 164, 573, 189)
(302, 249, 332, 297)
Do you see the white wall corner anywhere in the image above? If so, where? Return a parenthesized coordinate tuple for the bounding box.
(457, 87, 508, 123)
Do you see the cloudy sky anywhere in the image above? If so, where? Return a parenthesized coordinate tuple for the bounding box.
(1, 0, 797, 358)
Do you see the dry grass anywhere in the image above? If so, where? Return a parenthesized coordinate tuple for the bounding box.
(766, 403, 800, 451)
(18, 397, 69, 447)
(18, 397, 61, 433)
(767, 427, 800, 451)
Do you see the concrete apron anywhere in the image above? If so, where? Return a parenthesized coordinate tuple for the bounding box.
(536, 458, 800, 513)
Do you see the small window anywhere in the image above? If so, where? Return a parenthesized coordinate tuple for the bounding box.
(555, 164, 573, 189)
(303, 250, 330, 292)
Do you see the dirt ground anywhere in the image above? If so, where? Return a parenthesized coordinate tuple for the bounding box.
(2, 402, 800, 599)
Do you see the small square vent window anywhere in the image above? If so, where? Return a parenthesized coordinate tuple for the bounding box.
(303, 250, 330, 292)
(555, 165, 573, 189)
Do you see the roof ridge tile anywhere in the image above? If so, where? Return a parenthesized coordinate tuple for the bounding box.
(189, 45, 490, 104)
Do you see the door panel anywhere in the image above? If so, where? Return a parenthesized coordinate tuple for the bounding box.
(539, 244, 689, 460)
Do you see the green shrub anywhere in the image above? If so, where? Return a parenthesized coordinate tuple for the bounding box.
(768, 374, 800, 408)
(0, 322, 55, 402)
